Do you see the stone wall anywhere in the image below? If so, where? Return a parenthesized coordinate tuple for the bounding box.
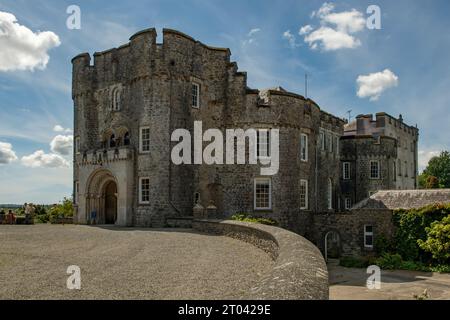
(311, 209, 395, 257)
(193, 219, 329, 300)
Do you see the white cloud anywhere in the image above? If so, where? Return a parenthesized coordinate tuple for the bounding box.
(247, 28, 260, 37)
(53, 125, 72, 133)
(418, 150, 441, 172)
(0, 11, 61, 72)
(50, 135, 73, 156)
(311, 2, 335, 19)
(305, 27, 361, 51)
(356, 69, 399, 101)
(21, 150, 69, 168)
(302, 3, 365, 51)
(322, 9, 366, 33)
(282, 30, 299, 48)
(299, 25, 313, 35)
(0, 141, 17, 164)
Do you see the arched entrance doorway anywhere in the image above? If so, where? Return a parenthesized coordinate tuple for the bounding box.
(104, 181, 117, 224)
(86, 169, 118, 225)
(324, 231, 341, 261)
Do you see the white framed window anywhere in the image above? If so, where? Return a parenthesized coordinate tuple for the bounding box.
(327, 178, 333, 210)
(254, 178, 272, 210)
(300, 133, 308, 162)
(257, 129, 270, 158)
(139, 127, 151, 153)
(364, 225, 374, 249)
(192, 82, 200, 108)
(75, 136, 81, 155)
(370, 160, 380, 179)
(320, 132, 325, 151)
(344, 197, 352, 210)
(299, 179, 308, 210)
(343, 162, 351, 180)
(74, 181, 79, 205)
(139, 177, 150, 204)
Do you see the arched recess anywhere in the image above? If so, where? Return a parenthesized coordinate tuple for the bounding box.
(85, 169, 119, 225)
(116, 126, 130, 147)
(324, 230, 341, 261)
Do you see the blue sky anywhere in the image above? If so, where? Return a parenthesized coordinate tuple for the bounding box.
(0, 0, 449, 203)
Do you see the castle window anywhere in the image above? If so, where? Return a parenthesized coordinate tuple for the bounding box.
(254, 178, 272, 210)
(364, 225, 374, 249)
(192, 82, 200, 108)
(328, 134, 333, 153)
(320, 132, 325, 151)
(109, 134, 116, 148)
(124, 132, 130, 146)
(405, 161, 408, 177)
(393, 161, 397, 181)
(75, 137, 81, 154)
(344, 197, 352, 210)
(111, 87, 122, 111)
(327, 178, 333, 210)
(74, 181, 79, 205)
(370, 160, 380, 179)
(335, 136, 339, 155)
(139, 177, 150, 204)
(300, 133, 308, 162)
(194, 192, 200, 205)
(343, 162, 351, 180)
(257, 129, 270, 158)
(398, 159, 402, 176)
(139, 127, 150, 153)
(299, 179, 308, 210)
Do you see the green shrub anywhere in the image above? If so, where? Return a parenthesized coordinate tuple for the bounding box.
(429, 264, 450, 273)
(339, 256, 369, 268)
(418, 215, 450, 264)
(374, 234, 394, 255)
(231, 213, 278, 226)
(374, 253, 403, 270)
(392, 204, 450, 262)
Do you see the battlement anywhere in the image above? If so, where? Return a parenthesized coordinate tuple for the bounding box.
(345, 112, 419, 137)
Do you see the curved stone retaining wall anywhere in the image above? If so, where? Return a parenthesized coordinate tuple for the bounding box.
(192, 219, 329, 300)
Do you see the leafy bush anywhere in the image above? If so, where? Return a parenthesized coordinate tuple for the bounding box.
(392, 204, 450, 262)
(339, 256, 369, 268)
(231, 213, 278, 226)
(48, 198, 73, 224)
(374, 234, 394, 255)
(418, 215, 450, 264)
(374, 253, 403, 270)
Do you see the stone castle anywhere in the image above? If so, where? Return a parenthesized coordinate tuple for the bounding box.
(72, 28, 419, 251)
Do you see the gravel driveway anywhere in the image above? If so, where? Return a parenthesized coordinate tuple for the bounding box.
(0, 225, 274, 300)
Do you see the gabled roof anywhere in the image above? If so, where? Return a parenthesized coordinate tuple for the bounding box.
(353, 189, 450, 210)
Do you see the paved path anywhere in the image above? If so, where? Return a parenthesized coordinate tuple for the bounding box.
(0, 225, 274, 300)
(329, 262, 450, 300)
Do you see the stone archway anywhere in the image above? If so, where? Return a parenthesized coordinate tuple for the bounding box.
(86, 169, 118, 225)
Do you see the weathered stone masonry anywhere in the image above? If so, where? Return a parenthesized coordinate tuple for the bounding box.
(72, 28, 422, 257)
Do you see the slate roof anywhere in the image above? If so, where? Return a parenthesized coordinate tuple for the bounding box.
(353, 189, 450, 210)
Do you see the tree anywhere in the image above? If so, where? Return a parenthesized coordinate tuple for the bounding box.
(420, 151, 450, 188)
(418, 215, 450, 263)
